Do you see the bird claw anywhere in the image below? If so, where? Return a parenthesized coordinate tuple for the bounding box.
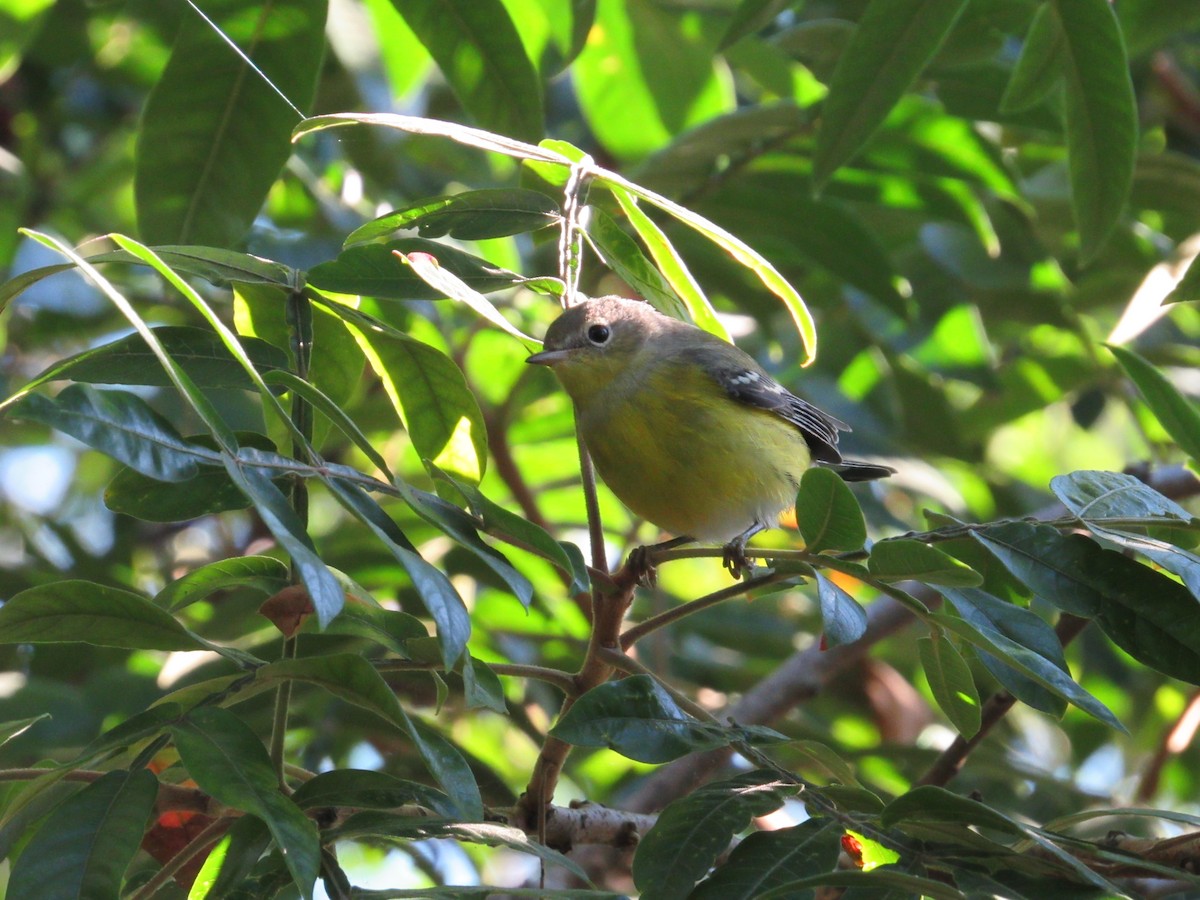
(627, 545, 658, 587)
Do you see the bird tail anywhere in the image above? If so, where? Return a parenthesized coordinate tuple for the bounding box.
(819, 460, 896, 482)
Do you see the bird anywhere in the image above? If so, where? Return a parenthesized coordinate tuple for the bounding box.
(526, 296, 893, 571)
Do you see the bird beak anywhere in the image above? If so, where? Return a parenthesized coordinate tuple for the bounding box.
(526, 348, 572, 366)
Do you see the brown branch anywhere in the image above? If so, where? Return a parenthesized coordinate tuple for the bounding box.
(129, 816, 233, 900)
(1136, 687, 1200, 802)
(621, 464, 1200, 813)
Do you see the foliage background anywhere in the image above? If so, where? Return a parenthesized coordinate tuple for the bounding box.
(2, 0, 1200, 897)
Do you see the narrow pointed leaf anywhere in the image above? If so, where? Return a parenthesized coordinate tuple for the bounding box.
(171, 707, 320, 897)
(918, 633, 981, 737)
(135, 0, 326, 246)
(1000, 3, 1064, 113)
(8, 769, 159, 900)
(389, 0, 543, 142)
(344, 188, 559, 246)
(1109, 344, 1200, 465)
(813, 0, 970, 186)
(1053, 0, 1137, 262)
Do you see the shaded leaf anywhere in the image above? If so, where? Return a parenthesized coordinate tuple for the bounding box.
(919, 632, 981, 738)
(8, 769, 158, 900)
(691, 820, 843, 900)
(11, 385, 212, 482)
(1053, 0, 1137, 262)
(940, 585, 1068, 717)
(550, 675, 785, 764)
(307, 238, 527, 301)
(633, 771, 791, 900)
(933, 612, 1122, 729)
(1109, 344, 1200, 465)
(868, 538, 983, 586)
(21, 325, 289, 394)
(816, 574, 868, 647)
(0, 581, 206, 651)
(135, 0, 326, 247)
(156, 556, 290, 612)
(172, 707, 320, 897)
(104, 432, 281, 523)
(325, 477, 471, 668)
(1000, 2, 1064, 113)
(344, 189, 559, 245)
(813, 0, 970, 186)
(291, 769, 452, 817)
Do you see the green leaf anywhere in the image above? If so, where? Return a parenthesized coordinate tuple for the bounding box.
(1050, 470, 1200, 598)
(583, 205, 690, 319)
(0, 714, 49, 750)
(342, 300, 487, 485)
(436, 472, 590, 595)
(976, 521, 1200, 684)
(815, 574, 868, 647)
(718, 0, 791, 50)
(633, 771, 791, 900)
(224, 459, 345, 628)
(812, 0, 970, 186)
(609, 186, 730, 341)
(8, 769, 159, 900)
(868, 538, 983, 587)
(315, 601, 428, 657)
(307, 238, 527, 301)
(698, 173, 907, 317)
(796, 466, 868, 554)
(1052, 0, 1137, 262)
(882, 784, 1022, 833)
(1109, 344, 1200, 465)
(172, 707, 320, 898)
(918, 632, 981, 738)
(390, 0, 543, 142)
(1000, 2, 1064, 113)
(573, 0, 733, 159)
(88, 245, 296, 287)
(135, 0, 326, 246)
(156, 556, 291, 611)
(398, 248, 537, 343)
(550, 675, 786, 764)
(933, 612, 1123, 729)
(344, 188, 559, 245)
(973, 521, 1102, 617)
(10, 385, 211, 482)
(189, 815, 272, 900)
(691, 820, 843, 899)
(104, 432, 281, 523)
(939, 585, 1067, 717)
(325, 478, 471, 668)
(19, 325, 289, 394)
(0, 581, 206, 651)
(291, 768, 452, 816)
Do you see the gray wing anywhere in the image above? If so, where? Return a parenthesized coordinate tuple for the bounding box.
(680, 346, 848, 464)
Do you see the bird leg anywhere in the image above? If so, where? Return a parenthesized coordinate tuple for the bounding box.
(723, 523, 765, 578)
(626, 535, 694, 586)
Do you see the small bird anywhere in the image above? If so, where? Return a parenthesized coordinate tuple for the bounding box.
(526, 296, 893, 569)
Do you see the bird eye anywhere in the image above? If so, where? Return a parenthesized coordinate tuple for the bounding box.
(586, 324, 611, 345)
